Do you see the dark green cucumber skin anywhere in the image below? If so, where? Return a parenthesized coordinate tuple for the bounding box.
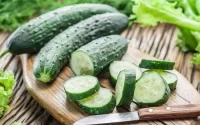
(34, 13, 129, 83)
(139, 59, 175, 70)
(135, 71, 171, 107)
(72, 35, 128, 76)
(78, 95, 116, 115)
(6, 4, 118, 54)
(64, 81, 100, 101)
(116, 70, 136, 106)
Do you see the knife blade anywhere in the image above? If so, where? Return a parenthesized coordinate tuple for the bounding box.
(74, 112, 139, 125)
(74, 104, 200, 125)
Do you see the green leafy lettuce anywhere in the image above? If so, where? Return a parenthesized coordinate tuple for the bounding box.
(132, 0, 200, 65)
(0, 70, 15, 117)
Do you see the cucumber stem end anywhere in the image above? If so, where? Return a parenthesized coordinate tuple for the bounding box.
(0, 49, 9, 58)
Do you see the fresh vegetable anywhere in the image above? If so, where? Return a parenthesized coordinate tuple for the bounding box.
(0, 4, 118, 57)
(0, 0, 133, 32)
(109, 61, 142, 86)
(64, 76, 100, 101)
(78, 87, 115, 115)
(11, 122, 22, 125)
(131, 0, 200, 31)
(139, 59, 175, 70)
(33, 13, 128, 83)
(116, 70, 136, 106)
(70, 35, 128, 76)
(134, 71, 170, 106)
(156, 70, 177, 91)
(0, 70, 15, 117)
(131, 0, 200, 65)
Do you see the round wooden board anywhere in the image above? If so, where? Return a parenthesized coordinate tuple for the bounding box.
(20, 24, 200, 125)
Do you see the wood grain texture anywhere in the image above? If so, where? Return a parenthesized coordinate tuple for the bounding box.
(1, 23, 200, 125)
(138, 104, 200, 120)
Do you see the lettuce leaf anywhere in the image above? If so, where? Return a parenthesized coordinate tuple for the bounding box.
(0, 70, 15, 117)
(132, 0, 200, 31)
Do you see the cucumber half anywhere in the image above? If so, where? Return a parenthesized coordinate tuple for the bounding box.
(109, 61, 142, 86)
(116, 70, 136, 106)
(64, 76, 100, 101)
(70, 35, 128, 76)
(134, 71, 170, 106)
(78, 87, 115, 115)
(139, 59, 175, 70)
(154, 70, 177, 91)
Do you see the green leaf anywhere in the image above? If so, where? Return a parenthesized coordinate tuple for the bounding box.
(132, 0, 200, 31)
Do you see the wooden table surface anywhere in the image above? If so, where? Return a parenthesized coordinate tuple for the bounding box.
(0, 24, 200, 125)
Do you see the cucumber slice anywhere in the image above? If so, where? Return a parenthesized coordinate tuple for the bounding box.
(134, 71, 170, 106)
(64, 76, 100, 101)
(154, 70, 177, 91)
(116, 70, 136, 106)
(78, 87, 115, 115)
(109, 61, 142, 86)
(139, 59, 175, 70)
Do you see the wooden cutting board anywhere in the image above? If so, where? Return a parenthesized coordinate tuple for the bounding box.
(20, 25, 200, 125)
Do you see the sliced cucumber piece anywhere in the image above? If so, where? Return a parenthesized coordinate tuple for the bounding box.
(70, 35, 128, 76)
(134, 71, 170, 106)
(154, 70, 177, 91)
(64, 76, 100, 101)
(116, 70, 136, 106)
(78, 87, 115, 115)
(139, 59, 175, 70)
(109, 61, 142, 86)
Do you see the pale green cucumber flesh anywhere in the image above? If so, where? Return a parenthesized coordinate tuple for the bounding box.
(78, 87, 115, 115)
(134, 71, 170, 106)
(116, 70, 136, 106)
(155, 70, 177, 91)
(109, 61, 142, 86)
(64, 76, 100, 101)
(70, 51, 94, 76)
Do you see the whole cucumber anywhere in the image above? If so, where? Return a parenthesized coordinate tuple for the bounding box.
(0, 4, 118, 57)
(70, 35, 129, 76)
(34, 13, 128, 83)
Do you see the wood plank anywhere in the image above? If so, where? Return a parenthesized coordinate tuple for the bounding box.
(17, 25, 200, 125)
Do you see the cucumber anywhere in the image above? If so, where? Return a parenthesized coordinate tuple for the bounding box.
(70, 35, 128, 76)
(34, 13, 128, 83)
(139, 59, 175, 70)
(153, 70, 177, 91)
(134, 71, 170, 107)
(0, 4, 118, 56)
(109, 61, 142, 86)
(78, 87, 115, 115)
(64, 76, 100, 101)
(116, 70, 136, 106)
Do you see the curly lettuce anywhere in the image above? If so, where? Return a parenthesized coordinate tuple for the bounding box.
(132, 0, 200, 31)
(131, 0, 200, 65)
(0, 70, 15, 117)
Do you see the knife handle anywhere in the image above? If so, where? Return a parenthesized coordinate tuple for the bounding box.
(138, 104, 200, 120)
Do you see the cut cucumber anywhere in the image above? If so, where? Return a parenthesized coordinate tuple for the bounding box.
(139, 59, 175, 70)
(78, 87, 115, 115)
(64, 76, 100, 101)
(116, 70, 136, 106)
(154, 70, 177, 91)
(134, 71, 170, 106)
(70, 35, 128, 76)
(109, 61, 142, 86)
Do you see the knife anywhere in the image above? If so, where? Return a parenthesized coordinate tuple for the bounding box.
(74, 104, 200, 125)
